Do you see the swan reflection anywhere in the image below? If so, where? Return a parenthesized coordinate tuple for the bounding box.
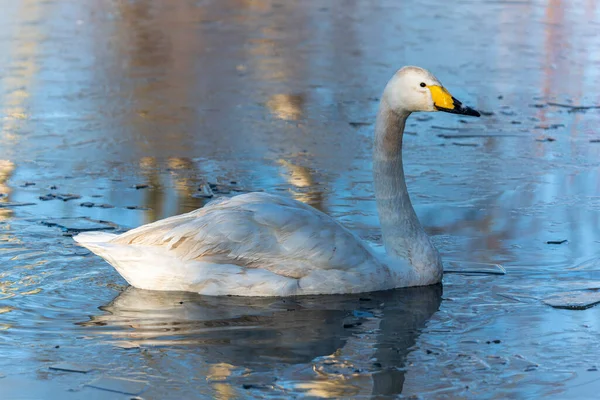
(79, 285, 442, 397)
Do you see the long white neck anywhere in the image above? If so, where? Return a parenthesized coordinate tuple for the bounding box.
(372, 98, 443, 286)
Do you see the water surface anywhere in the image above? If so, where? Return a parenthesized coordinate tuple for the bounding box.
(1, 0, 600, 398)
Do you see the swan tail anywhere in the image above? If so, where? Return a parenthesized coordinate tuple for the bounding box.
(75, 232, 301, 296)
(73, 231, 121, 263)
(73, 231, 119, 244)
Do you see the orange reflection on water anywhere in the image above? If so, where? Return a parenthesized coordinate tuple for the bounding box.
(0, 0, 41, 150)
(266, 93, 305, 121)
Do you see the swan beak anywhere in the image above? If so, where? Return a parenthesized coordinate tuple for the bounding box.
(428, 85, 480, 117)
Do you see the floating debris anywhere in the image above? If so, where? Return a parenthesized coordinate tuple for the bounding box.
(543, 289, 600, 310)
(209, 183, 229, 194)
(547, 102, 600, 112)
(79, 202, 114, 209)
(39, 193, 82, 202)
(21, 182, 35, 187)
(41, 217, 115, 233)
(535, 124, 564, 130)
(203, 182, 250, 195)
(0, 202, 36, 208)
(50, 363, 95, 374)
(86, 376, 148, 395)
(131, 184, 149, 190)
(193, 184, 214, 199)
(431, 125, 459, 131)
(452, 142, 478, 147)
(444, 261, 506, 275)
(547, 239, 567, 245)
(126, 206, 149, 210)
(348, 121, 372, 128)
(57, 194, 81, 201)
(437, 133, 519, 139)
(590, 139, 600, 143)
(536, 137, 556, 142)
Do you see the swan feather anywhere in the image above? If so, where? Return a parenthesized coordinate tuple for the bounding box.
(76, 193, 393, 296)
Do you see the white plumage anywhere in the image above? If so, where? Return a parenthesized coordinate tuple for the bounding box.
(75, 193, 394, 296)
(75, 66, 480, 296)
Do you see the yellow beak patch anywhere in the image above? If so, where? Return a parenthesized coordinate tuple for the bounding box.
(428, 85, 455, 109)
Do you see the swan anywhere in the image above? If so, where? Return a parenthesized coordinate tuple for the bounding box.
(74, 66, 480, 296)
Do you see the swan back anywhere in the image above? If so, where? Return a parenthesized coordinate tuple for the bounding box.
(76, 193, 396, 296)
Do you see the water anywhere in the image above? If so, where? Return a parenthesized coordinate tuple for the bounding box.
(1, 0, 600, 398)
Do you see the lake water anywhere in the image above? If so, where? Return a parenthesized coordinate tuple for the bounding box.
(1, 0, 600, 398)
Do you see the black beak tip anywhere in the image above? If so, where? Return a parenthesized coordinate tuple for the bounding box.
(464, 107, 481, 117)
(435, 105, 481, 117)
(445, 96, 480, 117)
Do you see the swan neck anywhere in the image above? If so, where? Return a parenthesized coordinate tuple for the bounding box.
(372, 99, 442, 285)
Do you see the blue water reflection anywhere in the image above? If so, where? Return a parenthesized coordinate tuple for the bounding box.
(1, 0, 600, 397)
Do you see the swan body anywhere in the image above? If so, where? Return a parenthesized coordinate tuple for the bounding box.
(75, 66, 480, 296)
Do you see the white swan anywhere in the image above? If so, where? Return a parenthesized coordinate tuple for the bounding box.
(74, 66, 480, 296)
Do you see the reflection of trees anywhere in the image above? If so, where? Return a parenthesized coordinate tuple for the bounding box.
(102, 0, 378, 224)
(137, 156, 205, 223)
(0, 0, 42, 162)
(137, 156, 162, 224)
(0, 0, 40, 220)
(0, 160, 15, 221)
(266, 94, 305, 121)
(66, 0, 600, 271)
(0, 160, 15, 197)
(277, 158, 326, 211)
(79, 285, 442, 398)
(112, 0, 192, 157)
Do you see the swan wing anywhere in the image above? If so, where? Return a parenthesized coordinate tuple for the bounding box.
(111, 193, 378, 280)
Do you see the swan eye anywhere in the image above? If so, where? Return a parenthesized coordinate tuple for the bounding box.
(420, 82, 426, 88)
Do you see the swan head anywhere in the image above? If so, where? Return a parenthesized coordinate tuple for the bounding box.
(383, 66, 480, 117)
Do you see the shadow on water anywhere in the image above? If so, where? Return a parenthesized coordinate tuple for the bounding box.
(77, 285, 442, 397)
